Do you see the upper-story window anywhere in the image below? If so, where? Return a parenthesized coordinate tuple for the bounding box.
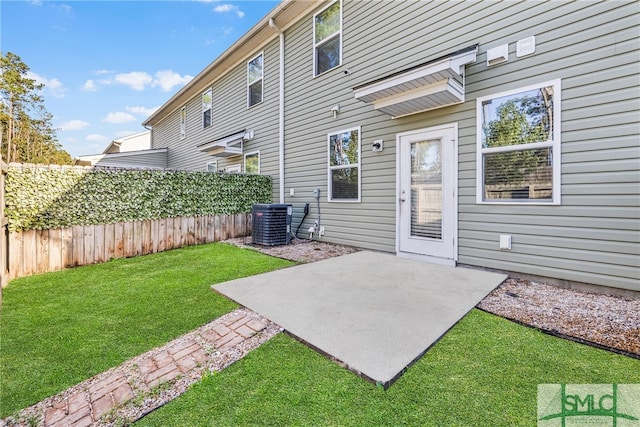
(180, 106, 186, 139)
(247, 53, 263, 108)
(202, 88, 212, 128)
(314, 0, 342, 76)
(476, 79, 561, 204)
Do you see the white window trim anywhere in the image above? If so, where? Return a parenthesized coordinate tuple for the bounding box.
(327, 125, 361, 202)
(247, 52, 264, 109)
(202, 88, 212, 129)
(244, 150, 261, 174)
(206, 160, 218, 172)
(180, 106, 186, 140)
(313, 0, 343, 78)
(475, 79, 562, 205)
(225, 164, 242, 174)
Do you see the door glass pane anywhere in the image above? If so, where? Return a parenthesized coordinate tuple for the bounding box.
(411, 139, 442, 240)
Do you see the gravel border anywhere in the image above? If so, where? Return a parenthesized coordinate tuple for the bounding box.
(478, 278, 639, 357)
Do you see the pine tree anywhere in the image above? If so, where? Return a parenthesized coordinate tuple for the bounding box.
(0, 51, 72, 164)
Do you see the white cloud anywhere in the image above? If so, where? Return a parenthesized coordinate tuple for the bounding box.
(126, 105, 159, 117)
(56, 4, 73, 14)
(153, 70, 193, 92)
(111, 70, 191, 92)
(206, 26, 233, 45)
(82, 79, 97, 91)
(44, 78, 65, 97)
(214, 3, 244, 18)
(86, 134, 110, 144)
(115, 71, 153, 91)
(59, 120, 90, 131)
(103, 112, 137, 124)
(27, 72, 45, 84)
(27, 71, 66, 98)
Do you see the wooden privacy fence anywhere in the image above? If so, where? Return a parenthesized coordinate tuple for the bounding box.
(7, 214, 251, 281)
(1, 161, 7, 294)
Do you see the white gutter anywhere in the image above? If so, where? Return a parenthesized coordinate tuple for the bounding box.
(269, 17, 285, 204)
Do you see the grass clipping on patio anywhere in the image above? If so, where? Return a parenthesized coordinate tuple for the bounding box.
(0, 243, 294, 417)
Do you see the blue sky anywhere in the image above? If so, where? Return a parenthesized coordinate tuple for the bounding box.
(1, 0, 279, 158)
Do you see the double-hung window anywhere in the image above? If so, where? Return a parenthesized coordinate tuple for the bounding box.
(328, 126, 360, 201)
(476, 79, 561, 204)
(247, 53, 263, 107)
(314, 0, 342, 76)
(202, 88, 212, 128)
(180, 106, 186, 139)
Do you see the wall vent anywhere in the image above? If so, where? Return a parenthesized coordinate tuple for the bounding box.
(252, 204, 292, 246)
(487, 44, 509, 66)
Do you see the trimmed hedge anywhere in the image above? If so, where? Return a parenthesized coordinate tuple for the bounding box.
(5, 164, 272, 231)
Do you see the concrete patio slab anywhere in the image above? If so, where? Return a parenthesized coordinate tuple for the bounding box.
(213, 251, 506, 387)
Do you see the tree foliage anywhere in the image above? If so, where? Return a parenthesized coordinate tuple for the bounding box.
(483, 95, 551, 149)
(0, 51, 72, 165)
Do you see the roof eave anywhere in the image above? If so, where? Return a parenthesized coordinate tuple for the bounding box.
(142, 0, 318, 128)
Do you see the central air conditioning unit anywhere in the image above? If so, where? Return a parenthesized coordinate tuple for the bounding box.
(251, 204, 292, 246)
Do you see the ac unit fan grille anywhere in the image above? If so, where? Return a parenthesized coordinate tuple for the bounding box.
(252, 204, 292, 246)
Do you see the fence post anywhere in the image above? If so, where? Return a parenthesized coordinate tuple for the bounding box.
(1, 161, 8, 295)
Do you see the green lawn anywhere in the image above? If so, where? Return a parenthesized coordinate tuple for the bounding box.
(137, 309, 640, 427)
(0, 243, 294, 417)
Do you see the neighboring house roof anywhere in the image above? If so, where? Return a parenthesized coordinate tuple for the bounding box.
(142, 0, 318, 128)
(102, 130, 151, 154)
(74, 130, 156, 167)
(73, 148, 168, 168)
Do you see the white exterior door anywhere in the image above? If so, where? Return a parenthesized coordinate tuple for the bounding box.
(397, 124, 457, 264)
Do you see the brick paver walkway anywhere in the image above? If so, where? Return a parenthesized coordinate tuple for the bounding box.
(5, 308, 278, 427)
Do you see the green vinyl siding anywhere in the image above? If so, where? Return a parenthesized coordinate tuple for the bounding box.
(280, 0, 638, 290)
(149, 0, 638, 291)
(151, 39, 281, 186)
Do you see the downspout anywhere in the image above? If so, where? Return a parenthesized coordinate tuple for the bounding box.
(269, 17, 285, 203)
